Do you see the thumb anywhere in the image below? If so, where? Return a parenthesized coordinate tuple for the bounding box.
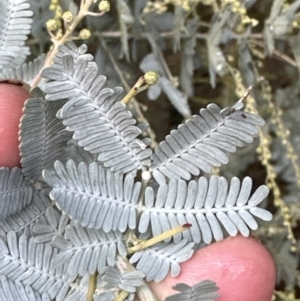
(0, 83, 31, 168)
(149, 235, 276, 301)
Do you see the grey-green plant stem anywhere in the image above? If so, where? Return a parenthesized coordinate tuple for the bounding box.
(97, 30, 264, 40)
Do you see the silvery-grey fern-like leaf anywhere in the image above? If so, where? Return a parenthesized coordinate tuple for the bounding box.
(0, 229, 77, 301)
(271, 0, 300, 37)
(95, 293, 115, 301)
(139, 53, 164, 76)
(20, 96, 72, 183)
(125, 294, 135, 301)
(206, 8, 231, 87)
(159, 77, 191, 117)
(116, 0, 133, 61)
(0, 54, 46, 86)
(180, 20, 198, 98)
(165, 280, 219, 301)
(59, 273, 121, 301)
(139, 175, 271, 244)
(52, 223, 127, 276)
(0, 275, 50, 301)
(61, 139, 96, 165)
(0, 167, 33, 220)
(41, 44, 153, 173)
(129, 239, 194, 282)
(262, 0, 300, 54)
(263, 0, 281, 55)
(0, 191, 52, 237)
(0, 0, 33, 69)
(139, 53, 191, 117)
(150, 102, 265, 180)
(52, 41, 95, 68)
(238, 40, 258, 88)
(139, 53, 163, 100)
(62, 273, 92, 301)
(33, 212, 69, 244)
(102, 267, 145, 293)
(207, 45, 226, 88)
(43, 160, 141, 233)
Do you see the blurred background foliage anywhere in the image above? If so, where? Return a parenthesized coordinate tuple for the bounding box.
(27, 0, 300, 299)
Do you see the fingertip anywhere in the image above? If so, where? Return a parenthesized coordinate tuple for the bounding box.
(0, 83, 30, 168)
(150, 236, 275, 301)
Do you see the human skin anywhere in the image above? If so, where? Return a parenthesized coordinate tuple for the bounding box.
(0, 83, 31, 168)
(149, 235, 276, 301)
(0, 83, 276, 301)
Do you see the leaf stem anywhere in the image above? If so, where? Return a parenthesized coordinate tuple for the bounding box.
(86, 272, 98, 301)
(96, 30, 263, 40)
(99, 38, 158, 147)
(114, 290, 129, 301)
(121, 76, 146, 104)
(251, 38, 298, 67)
(127, 223, 192, 254)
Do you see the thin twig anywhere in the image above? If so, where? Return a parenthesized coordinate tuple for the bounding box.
(97, 30, 263, 40)
(127, 223, 192, 254)
(251, 38, 298, 67)
(121, 76, 146, 104)
(27, 30, 263, 47)
(99, 37, 158, 147)
(240, 85, 252, 103)
(31, 0, 97, 88)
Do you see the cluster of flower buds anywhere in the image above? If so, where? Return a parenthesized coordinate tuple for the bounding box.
(46, 0, 110, 41)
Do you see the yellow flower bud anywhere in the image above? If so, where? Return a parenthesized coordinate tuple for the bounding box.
(49, 4, 56, 10)
(79, 29, 91, 40)
(46, 19, 58, 31)
(251, 18, 259, 27)
(62, 11, 73, 23)
(144, 71, 159, 85)
(55, 6, 63, 18)
(98, 0, 110, 12)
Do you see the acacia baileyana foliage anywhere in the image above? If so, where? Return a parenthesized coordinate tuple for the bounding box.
(1, 0, 300, 300)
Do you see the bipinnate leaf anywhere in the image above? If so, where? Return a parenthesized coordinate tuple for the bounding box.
(0, 54, 46, 86)
(102, 267, 145, 293)
(165, 279, 219, 301)
(41, 42, 153, 174)
(0, 167, 32, 220)
(19, 96, 72, 182)
(0, 229, 77, 301)
(0, 275, 50, 301)
(150, 103, 265, 180)
(130, 239, 194, 282)
(139, 175, 271, 244)
(51, 223, 127, 276)
(0, 0, 33, 69)
(0, 190, 52, 237)
(43, 160, 141, 233)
